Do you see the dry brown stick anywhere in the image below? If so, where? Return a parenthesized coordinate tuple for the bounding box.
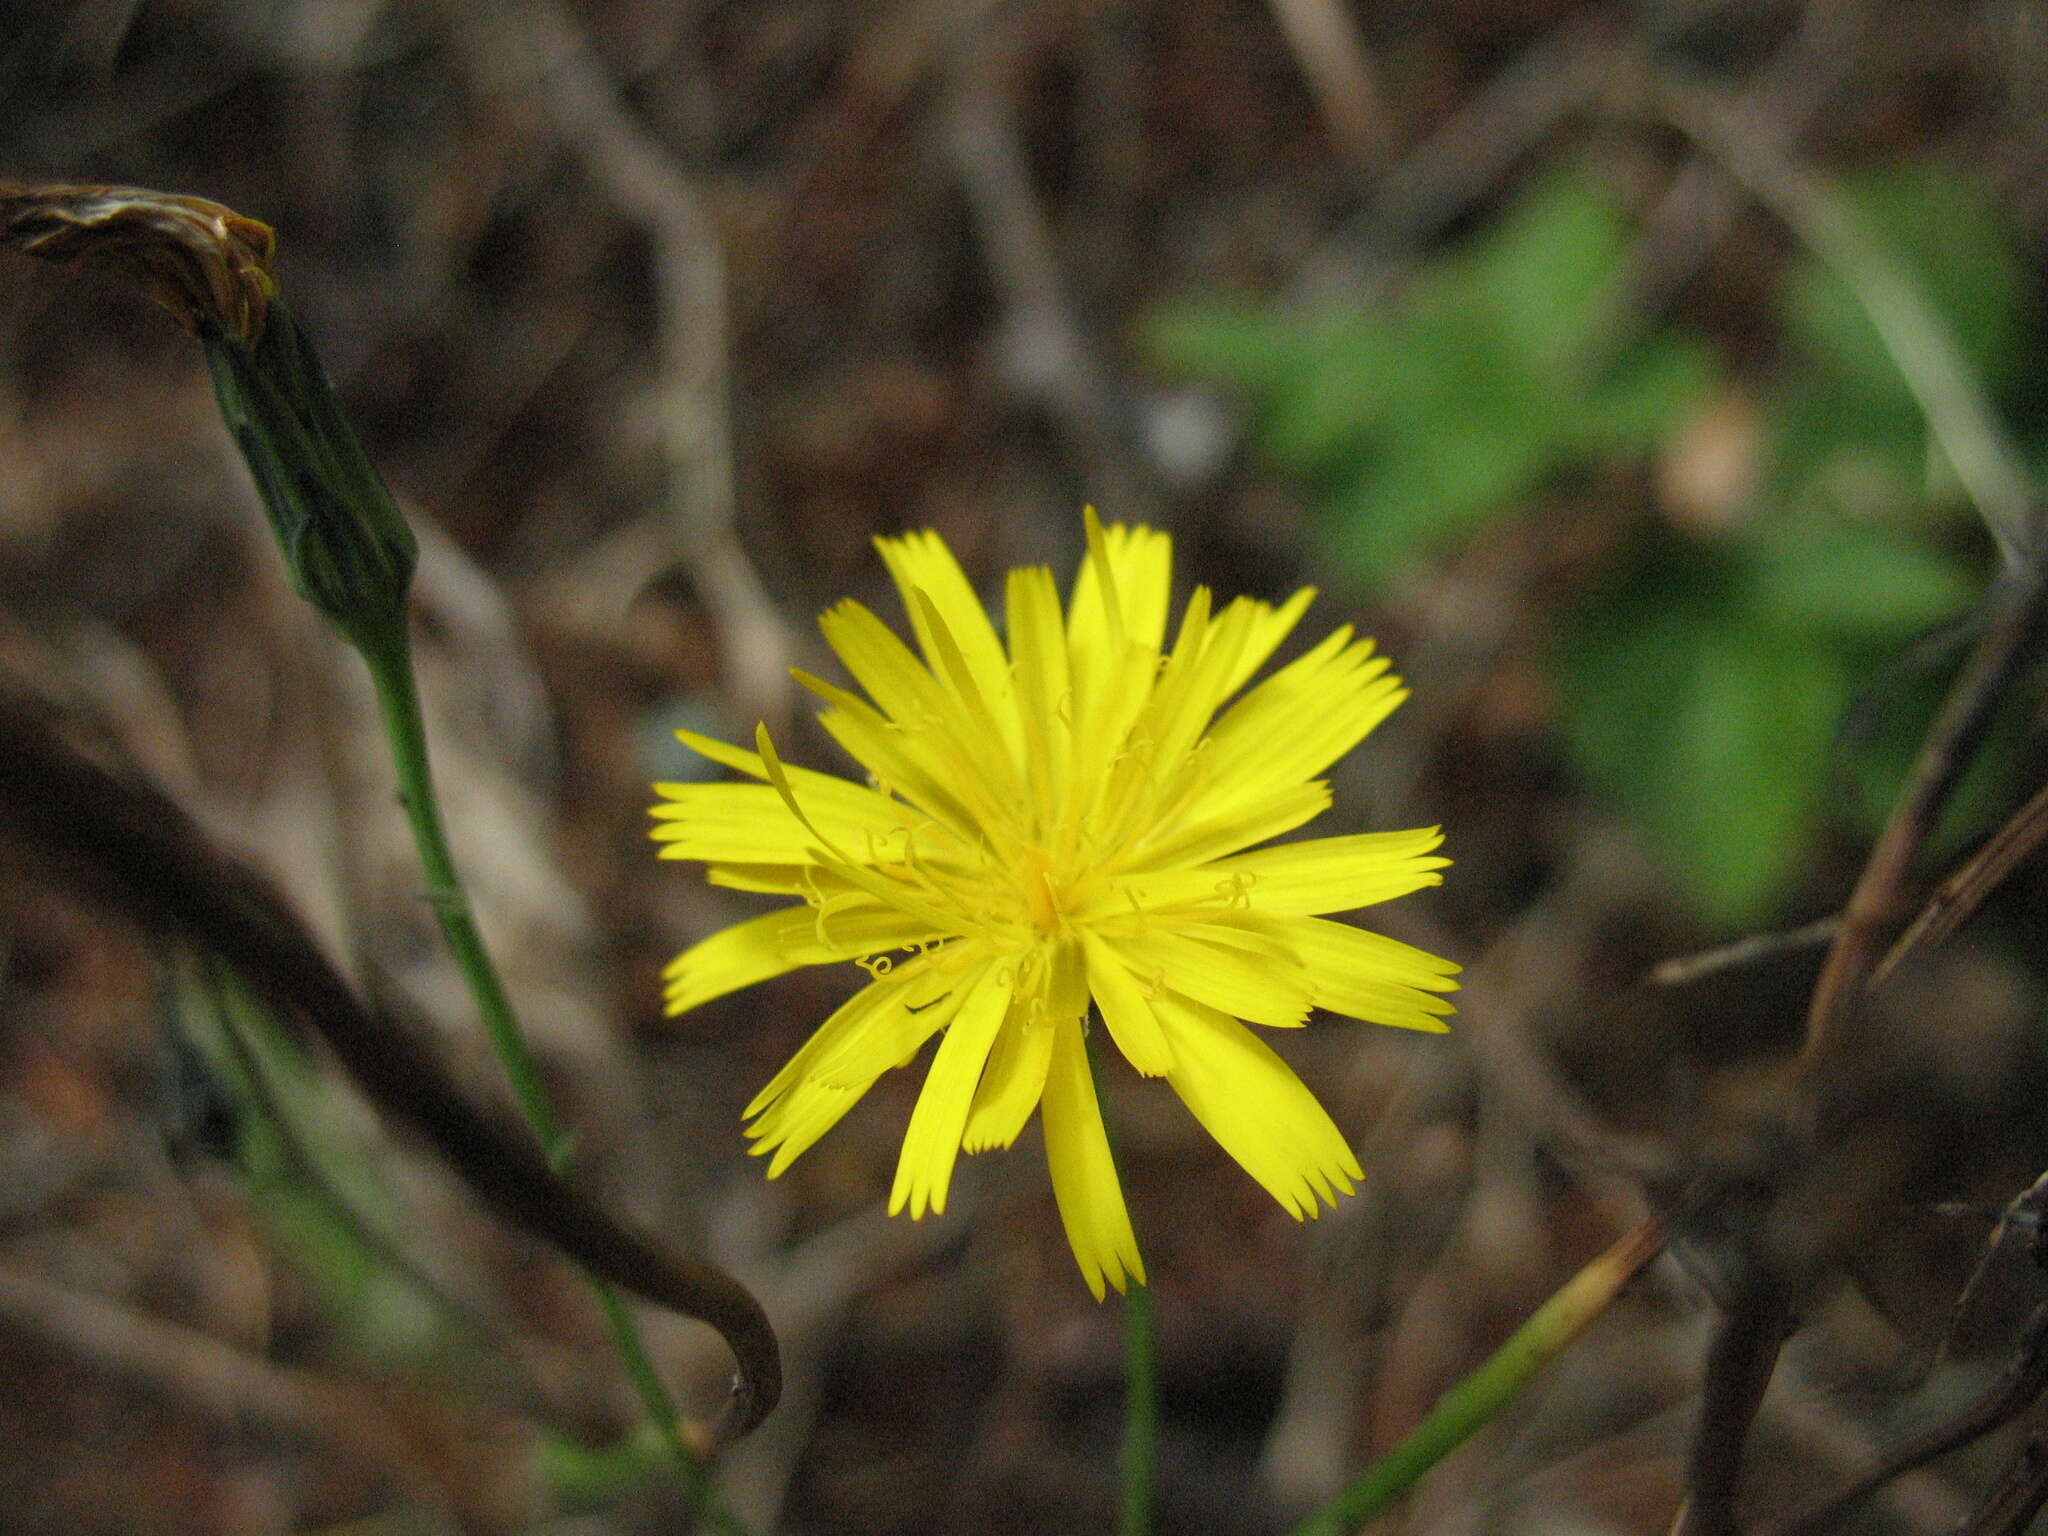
(1265, 0, 1392, 174)
(1596, 0, 1868, 361)
(1664, 576, 2044, 1535)
(0, 682, 781, 1439)
(1765, 1300, 2048, 1536)
(1874, 776, 2048, 987)
(940, 13, 1163, 523)
(1801, 574, 2046, 1063)
(1652, 68, 2038, 566)
(1648, 918, 1842, 989)
(1670, 1271, 1795, 1536)
(1294, 11, 1616, 301)
(0, 1260, 414, 1462)
(441, 0, 795, 732)
(1635, 78, 2046, 1511)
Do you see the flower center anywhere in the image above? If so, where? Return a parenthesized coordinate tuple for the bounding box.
(1015, 844, 1069, 935)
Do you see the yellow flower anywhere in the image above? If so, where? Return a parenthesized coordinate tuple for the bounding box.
(652, 514, 1458, 1297)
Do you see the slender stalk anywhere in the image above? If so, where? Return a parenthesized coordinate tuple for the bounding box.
(1289, 1217, 1663, 1536)
(1086, 1024, 1159, 1536)
(358, 626, 566, 1157)
(1120, 1278, 1158, 1536)
(356, 623, 751, 1536)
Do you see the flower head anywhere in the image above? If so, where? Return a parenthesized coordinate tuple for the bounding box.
(653, 514, 1457, 1297)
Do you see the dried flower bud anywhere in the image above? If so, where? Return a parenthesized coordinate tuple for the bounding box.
(0, 183, 275, 344)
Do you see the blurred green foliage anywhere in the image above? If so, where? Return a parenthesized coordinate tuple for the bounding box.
(1147, 174, 1714, 583)
(173, 964, 450, 1362)
(1148, 167, 2032, 925)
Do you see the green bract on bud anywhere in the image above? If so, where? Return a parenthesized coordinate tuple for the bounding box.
(0, 182, 416, 655)
(200, 299, 418, 653)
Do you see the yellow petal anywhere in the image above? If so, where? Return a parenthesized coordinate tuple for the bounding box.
(913, 588, 1026, 791)
(807, 950, 987, 1088)
(669, 728, 912, 832)
(1216, 586, 1316, 699)
(1041, 1015, 1144, 1299)
(889, 965, 1014, 1219)
(1006, 564, 1075, 823)
(650, 781, 911, 864)
(815, 602, 1020, 812)
(745, 964, 933, 1119)
(962, 1009, 1054, 1152)
(1211, 827, 1449, 916)
(875, 529, 1024, 760)
(1138, 587, 1255, 776)
(743, 968, 943, 1174)
(1112, 926, 1314, 1028)
(797, 671, 989, 843)
(662, 902, 941, 1015)
(1117, 781, 1332, 874)
(1079, 929, 1176, 1076)
(1190, 639, 1405, 822)
(1154, 993, 1363, 1218)
(1211, 912, 1458, 1030)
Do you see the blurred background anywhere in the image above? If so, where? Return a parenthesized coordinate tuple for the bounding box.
(4, 0, 2048, 1531)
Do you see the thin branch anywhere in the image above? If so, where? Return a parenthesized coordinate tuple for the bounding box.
(1295, 12, 1616, 300)
(1652, 69, 2039, 566)
(1669, 1274, 1794, 1536)
(1765, 1300, 2048, 1536)
(1800, 573, 2046, 1064)
(1648, 918, 1842, 989)
(1266, 0, 1392, 174)
(940, 16, 1163, 521)
(1875, 775, 2048, 986)
(443, 0, 796, 731)
(0, 680, 781, 1439)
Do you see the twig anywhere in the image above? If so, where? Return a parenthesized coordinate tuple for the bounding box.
(940, 17, 1163, 522)
(1648, 918, 1841, 989)
(1669, 1272, 1794, 1536)
(1875, 776, 2048, 987)
(1652, 68, 2040, 566)
(1295, 12, 1616, 300)
(444, 0, 795, 731)
(1800, 572, 2046, 1064)
(0, 680, 781, 1439)
(1266, 0, 1391, 174)
(1598, 0, 1868, 360)
(1765, 1299, 2048, 1536)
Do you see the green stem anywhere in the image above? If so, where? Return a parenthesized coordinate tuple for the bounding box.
(356, 623, 751, 1536)
(1085, 1024, 1158, 1536)
(358, 625, 565, 1159)
(1119, 1277, 1158, 1536)
(1288, 1217, 1664, 1536)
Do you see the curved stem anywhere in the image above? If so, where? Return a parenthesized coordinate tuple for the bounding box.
(357, 624, 751, 1535)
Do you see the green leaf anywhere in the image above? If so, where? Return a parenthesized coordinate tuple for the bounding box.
(1139, 301, 1313, 394)
(1744, 517, 1976, 637)
(1455, 171, 1632, 367)
(1574, 335, 1718, 453)
(1146, 168, 1714, 586)
(1772, 167, 2031, 505)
